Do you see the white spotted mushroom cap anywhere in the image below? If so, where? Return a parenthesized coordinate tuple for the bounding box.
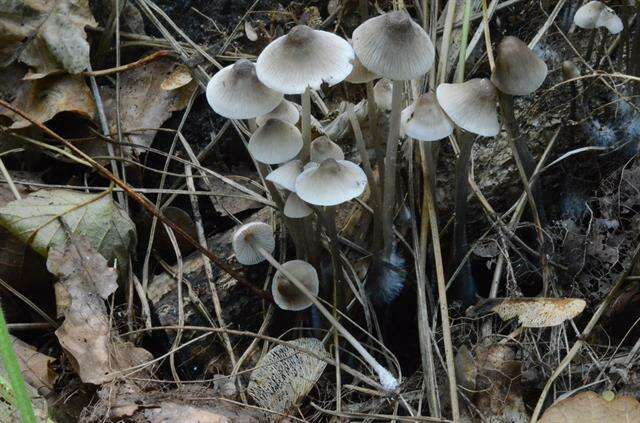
(295, 158, 367, 206)
(271, 260, 319, 311)
(232, 222, 275, 265)
(401, 92, 453, 141)
(248, 118, 303, 164)
(491, 36, 548, 96)
(206, 59, 283, 119)
(309, 136, 344, 163)
(436, 78, 500, 137)
(352, 11, 435, 81)
(256, 100, 300, 127)
(284, 192, 313, 219)
(256, 25, 355, 94)
(266, 159, 304, 191)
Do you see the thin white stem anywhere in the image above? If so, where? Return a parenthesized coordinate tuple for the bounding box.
(301, 87, 312, 162)
(254, 245, 398, 391)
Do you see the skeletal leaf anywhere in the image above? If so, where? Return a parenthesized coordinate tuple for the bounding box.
(469, 297, 586, 328)
(0, 189, 136, 277)
(539, 391, 640, 422)
(247, 338, 328, 413)
(47, 235, 152, 384)
(0, 0, 97, 75)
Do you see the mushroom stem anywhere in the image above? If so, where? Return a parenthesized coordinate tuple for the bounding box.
(301, 86, 312, 161)
(365, 81, 384, 173)
(253, 244, 399, 391)
(496, 91, 552, 293)
(381, 80, 403, 258)
(452, 132, 477, 306)
(585, 29, 598, 63)
(594, 32, 609, 67)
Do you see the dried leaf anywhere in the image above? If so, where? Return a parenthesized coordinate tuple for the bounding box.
(0, 0, 97, 75)
(470, 297, 586, 328)
(244, 20, 258, 41)
(539, 391, 640, 422)
(102, 58, 195, 153)
(144, 402, 263, 423)
(0, 189, 136, 277)
(247, 338, 328, 414)
(10, 335, 56, 393)
(455, 345, 476, 391)
(47, 235, 152, 384)
(203, 174, 262, 216)
(1, 73, 96, 129)
(160, 64, 193, 91)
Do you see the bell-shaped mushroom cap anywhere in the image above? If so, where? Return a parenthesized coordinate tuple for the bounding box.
(295, 159, 367, 206)
(248, 118, 303, 164)
(346, 54, 378, 84)
(284, 192, 313, 218)
(352, 11, 435, 81)
(232, 222, 275, 265)
(436, 78, 500, 137)
(266, 159, 303, 191)
(256, 100, 300, 127)
(573, 1, 623, 34)
(374, 79, 393, 111)
(206, 59, 283, 119)
(490, 36, 548, 96)
(561, 60, 580, 81)
(272, 260, 319, 311)
(574, 1, 604, 29)
(596, 5, 623, 34)
(401, 93, 453, 141)
(256, 25, 354, 94)
(310, 136, 344, 163)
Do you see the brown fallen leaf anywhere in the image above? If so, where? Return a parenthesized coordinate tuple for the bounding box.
(144, 402, 263, 423)
(160, 63, 193, 91)
(0, 0, 97, 75)
(0, 71, 96, 129)
(468, 297, 586, 328)
(47, 234, 152, 384)
(102, 58, 195, 153)
(10, 335, 56, 393)
(539, 391, 640, 422)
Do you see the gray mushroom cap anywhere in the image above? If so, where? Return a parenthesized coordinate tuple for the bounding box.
(266, 159, 304, 191)
(295, 159, 367, 206)
(490, 36, 548, 96)
(232, 222, 275, 265)
(401, 93, 454, 141)
(256, 25, 355, 94)
(206, 59, 283, 119)
(436, 79, 500, 137)
(574, 1, 623, 34)
(352, 11, 435, 80)
(310, 136, 345, 163)
(256, 100, 300, 127)
(248, 118, 303, 164)
(271, 260, 319, 311)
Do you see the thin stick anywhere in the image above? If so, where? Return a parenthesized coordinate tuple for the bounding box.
(254, 245, 399, 391)
(420, 144, 460, 421)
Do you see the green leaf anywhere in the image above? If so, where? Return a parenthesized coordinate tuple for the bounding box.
(0, 189, 136, 276)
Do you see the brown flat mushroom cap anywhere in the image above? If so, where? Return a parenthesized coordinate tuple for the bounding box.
(352, 11, 435, 81)
(490, 36, 548, 96)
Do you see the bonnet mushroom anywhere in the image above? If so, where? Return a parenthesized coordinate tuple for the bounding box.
(247, 118, 303, 165)
(294, 159, 367, 207)
(265, 159, 304, 191)
(272, 260, 319, 311)
(309, 136, 345, 163)
(574, 1, 623, 63)
(284, 193, 313, 219)
(206, 59, 283, 120)
(401, 93, 453, 141)
(232, 221, 276, 265)
(256, 99, 300, 127)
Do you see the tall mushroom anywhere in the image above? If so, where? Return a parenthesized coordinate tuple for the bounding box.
(352, 10, 435, 260)
(574, 1, 623, 62)
(248, 118, 303, 165)
(256, 25, 354, 161)
(232, 222, 399, 391)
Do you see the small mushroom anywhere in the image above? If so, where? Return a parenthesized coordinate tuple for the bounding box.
(436, 78, 500, 137)
(345, 54, 379, 84)
(256, 100, 300, 127)
(490, 36, 548, 96)
(401, 93, 453, 141)
(248, 118, 303, 165)
(232, 222, 276, 265)
(352, 11, 435, 81)
(373, 79, 393, 112)
(284, 193, 313, 219)
(256, 25, 355, 94)
(309, 136, 345, 163)
(206, 59, 282, 119)
(265, 159, 304, 191)
(272, 260, 319, 311)
(295, 159, 367, 207)
(574, 1, 623, 34)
